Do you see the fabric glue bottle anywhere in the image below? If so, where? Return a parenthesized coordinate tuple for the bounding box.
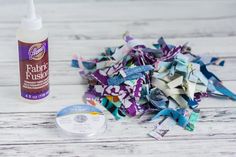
(16, 0, 49, 101)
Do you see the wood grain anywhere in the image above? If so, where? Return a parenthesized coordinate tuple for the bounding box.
(1, 1, 235, 22)
(0, 0, 236, 156)
(1, 37, 236, 62)
(0, 139, 235, 157)
(1, 17, 236, 39)
(0, 57, 236, 86)
(0, 107, 236, 144)
(0, 82, 236, 113)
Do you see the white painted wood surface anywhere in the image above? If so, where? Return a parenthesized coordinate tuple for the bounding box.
(0, 0, 236, 156)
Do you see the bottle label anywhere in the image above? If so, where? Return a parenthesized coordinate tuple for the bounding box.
(18, 39, 49, 100)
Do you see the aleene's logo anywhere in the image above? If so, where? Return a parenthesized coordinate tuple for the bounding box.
(28, 43, 46, 60)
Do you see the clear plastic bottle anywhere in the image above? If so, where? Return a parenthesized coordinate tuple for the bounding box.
(16, 0, 49, 102)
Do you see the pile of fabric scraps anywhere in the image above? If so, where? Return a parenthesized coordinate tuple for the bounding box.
(71, 34, 236, 140)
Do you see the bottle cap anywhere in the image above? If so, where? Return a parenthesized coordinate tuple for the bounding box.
(20, 0, 42, 30)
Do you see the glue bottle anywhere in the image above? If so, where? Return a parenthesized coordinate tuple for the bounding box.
(16, 0, 49, 101)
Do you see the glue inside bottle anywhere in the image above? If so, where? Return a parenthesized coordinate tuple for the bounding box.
(17, 0, 49, 101)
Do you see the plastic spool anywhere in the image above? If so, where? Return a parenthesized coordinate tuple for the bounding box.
(56, 104, 106, 137)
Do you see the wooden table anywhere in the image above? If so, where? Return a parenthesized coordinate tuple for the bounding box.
(0, 0, 236, 156)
